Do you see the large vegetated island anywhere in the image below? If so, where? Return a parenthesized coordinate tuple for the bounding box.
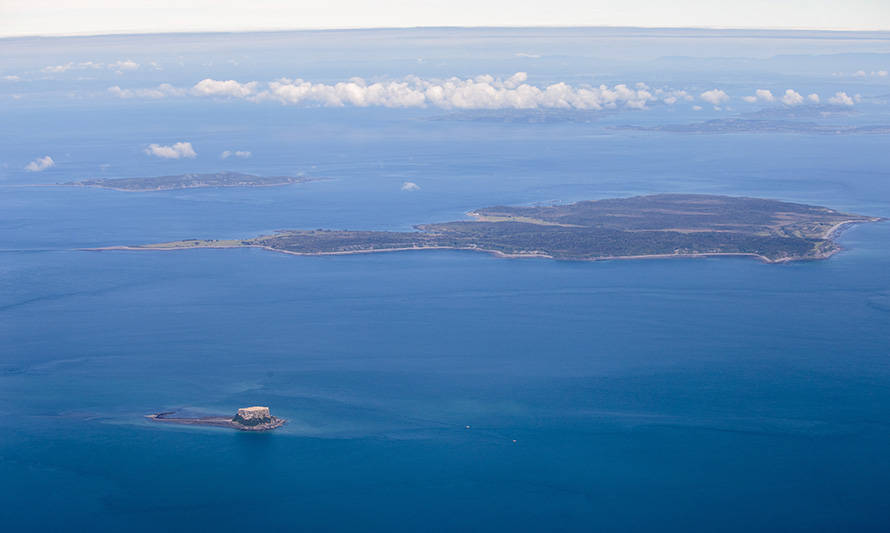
(96, 194, 882, 263)
(61, 171, 316, 191)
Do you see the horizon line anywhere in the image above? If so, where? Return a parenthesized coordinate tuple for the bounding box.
(3, 23, 890, 40)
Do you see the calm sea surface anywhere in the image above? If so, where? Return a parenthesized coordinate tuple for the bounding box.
(2, 28, 890, 532)
(2, 143, 889, 531)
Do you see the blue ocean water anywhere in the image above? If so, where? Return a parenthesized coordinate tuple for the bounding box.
(2, 28, 890, 531)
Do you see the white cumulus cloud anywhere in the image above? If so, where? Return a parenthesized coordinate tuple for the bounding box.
(221, 150, 251, 159)
(699, 89, 729, 106)
(743, 89, 775, 104)
(755, 89, 775, 102)
(25, 156, 55, 172)
(659, 89, 693, 105)
(191, 78, 258, 98)
(109, 59, 140, 72)
(144, 142, 197, 159)
(744, 89, 775, 103)
(781, 89, 804, 106)
(401, 181, 420, 191)
(3, 75, 21, 82)
(828, 91, 855, 106)
(807, 93, 820, 103)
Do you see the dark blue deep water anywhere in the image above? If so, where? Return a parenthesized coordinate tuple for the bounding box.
(2, 28, 890, 531)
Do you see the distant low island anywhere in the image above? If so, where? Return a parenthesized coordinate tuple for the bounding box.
(92, 194, 882, 263)
(61, 171, 317, 191)
(616, 119, 890, 135)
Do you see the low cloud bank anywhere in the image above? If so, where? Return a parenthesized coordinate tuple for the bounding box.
(43, 59, 140, 74)
(105, 73, 859, 112)
(740, 89, 848, 107)
(850, 70, 888, 78)
(258, 73, 661, 110)
(111, 73, 683, 110)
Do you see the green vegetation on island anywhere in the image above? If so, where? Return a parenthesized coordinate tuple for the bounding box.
(97, 194, 882, 263)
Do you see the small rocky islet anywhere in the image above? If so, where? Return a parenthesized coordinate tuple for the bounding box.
(147, 406, 286, 431)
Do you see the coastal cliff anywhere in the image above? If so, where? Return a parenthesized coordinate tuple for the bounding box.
(232, 406, 276, 427)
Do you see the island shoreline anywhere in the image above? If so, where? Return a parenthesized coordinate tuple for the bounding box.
(80, 195, 884, 264)
(146, 411, 286, 431)
(82, 241, 836, 264)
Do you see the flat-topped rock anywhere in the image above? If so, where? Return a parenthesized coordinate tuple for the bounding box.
(147, 406, 286, 431)
(233, 406, 273, 426)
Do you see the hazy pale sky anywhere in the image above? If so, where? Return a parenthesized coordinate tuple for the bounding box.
(2, 0, 890, 37)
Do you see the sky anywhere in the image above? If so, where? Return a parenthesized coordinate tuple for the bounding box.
(2, 0, 890, 37)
